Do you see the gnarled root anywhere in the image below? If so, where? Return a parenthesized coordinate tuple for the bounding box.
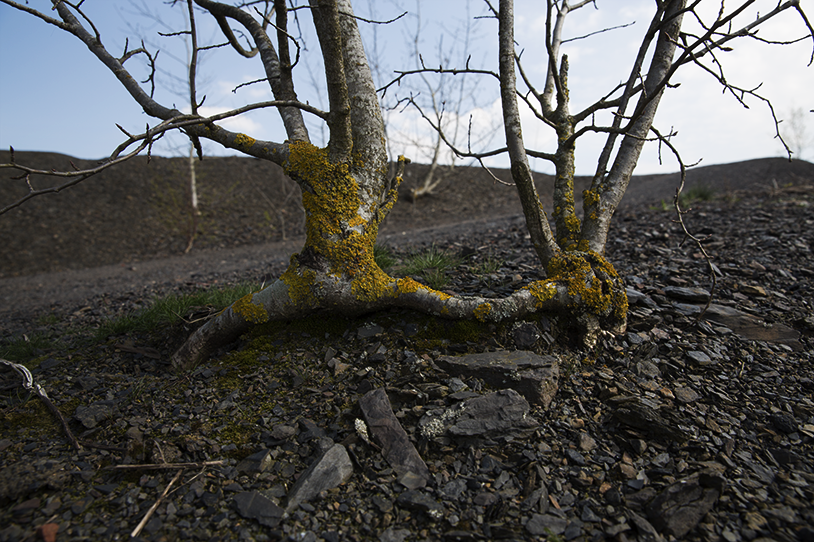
(171, 251, 627, 370)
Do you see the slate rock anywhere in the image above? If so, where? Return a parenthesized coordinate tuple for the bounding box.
(771, 413, 799, 434)
(703, 303, 802, 351)
(512, 322, 541, 348)
(233, 491, 284, 527)
(686, 350, 715, 367)
(237, 449, 274, 474)
(418, 389, 539, 439)
(626, 287, 658, 308)
(396, 490, 443, 519)
(663, 286, 711, 303)
(285, 443, 353, 512)
(645, 472, 725, 538)
(359, 388, 429, 489)
(378, 528, 412, 542)
(435, 350, 558, 407)
(74, 400, 120, 429)
(526, 513, 568, 536)
(612, 400, 690, 443)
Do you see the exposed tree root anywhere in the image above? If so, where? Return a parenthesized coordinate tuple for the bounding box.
(171, 250, 627, 370)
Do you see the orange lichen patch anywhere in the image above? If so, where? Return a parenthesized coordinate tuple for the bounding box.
(474, 303, 492, 322)
(393, 277, 451, 301)
(232, 292, 269, 324)
(546, 251, 625, 318)
(582, 188, 600, 207)
(234, 133, 257, 149)
(280, 257, 318, 305)
(524, 280, 558, 308)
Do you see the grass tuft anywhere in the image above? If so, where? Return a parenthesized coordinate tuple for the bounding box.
(397, 245, 461, 289)
(95, 282, 262, 338)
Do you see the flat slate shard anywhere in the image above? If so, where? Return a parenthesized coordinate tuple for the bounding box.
(663, 286, 711, 303)
(418, 389, 539, 439)
(285, 443, 353, 512)
(435, 350, 559, 407)
(703, 303, 802, 351)
(645, 472, 725, 539)
(233, 491, 284, 527)
(74, 400, 120, 429)
(359, 388, 429, 489)
(612, 400, 690, 443)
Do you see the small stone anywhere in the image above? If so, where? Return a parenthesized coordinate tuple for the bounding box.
(664, 286, 711, 303)
(740, 284, 767, 297)
(36, 523, 59, 542)
(378, 528, 411, 542)
(419, 389, 539, 439)
(360, 388, 430, 489)
(578, 432, 596, 452)
(396, 490, 443, 519)
(236, 449, 274, 474)
(512, 322, 541, 348)
(646, 473, 724, 538)
(526, 514, 567, 536)
(285, 444, 353, 512)
(435, 350, 559, 407)
(233, 491, 284, 527)
(270, 424, 296, 440)
(74, 401, 120, 429)
(357, 323, 383, 338)
(771, 413, 798, 434)
(686, 351, 714, 366)
(744, 511, 767, 530)
(674, 387, 700, 404)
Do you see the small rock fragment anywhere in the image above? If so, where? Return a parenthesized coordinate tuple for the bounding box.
(233, 491, 284, 527)
(435, 350, 558, 407)
(645, 472, 725, 538)
(525, 513, 567, 536)
(419, 389, 539, 439)
(237, 449, 274, 474)
(663, 286, 711, 303)
(359, 388, 430, 489)
(74, 401, 120, 429)
(285, 444, 353, 512)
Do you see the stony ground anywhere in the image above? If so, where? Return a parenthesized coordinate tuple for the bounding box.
(1, 162, 814, 542)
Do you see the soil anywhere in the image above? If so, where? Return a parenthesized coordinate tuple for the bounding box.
(1, 153, 814, 542)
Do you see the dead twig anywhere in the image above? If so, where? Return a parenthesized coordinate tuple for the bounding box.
(0, 358, 81, 451)
(103, 460, 226, 471)
(131, 469, 184, 538)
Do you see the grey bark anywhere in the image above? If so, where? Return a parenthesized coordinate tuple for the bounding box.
(498, 0, 559, 264)
(580, 1, 687, 253)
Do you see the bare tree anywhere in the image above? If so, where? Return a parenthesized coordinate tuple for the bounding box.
(1, 0, 811, 369)
(390, 1, 495, 201)
(780, 106, 814, 161)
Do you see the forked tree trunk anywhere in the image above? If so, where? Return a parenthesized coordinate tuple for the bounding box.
(172, 0, 635, 369)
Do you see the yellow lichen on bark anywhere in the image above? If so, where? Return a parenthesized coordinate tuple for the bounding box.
(524, 280, 558, 308)
(280, 257, 318, 305)
(474, 303, 492, 322)
(234, 133, 257, 149)
(546, 251, 626, 318)
(232, 293, 269, 324)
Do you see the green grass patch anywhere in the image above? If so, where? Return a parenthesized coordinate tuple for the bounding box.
(373, 243, 397, 270)
(679, 185, 715, 206)
(0, 333, 55, 363)
(96, 281, 262, 338)
(397, 245, 461, 289)
(473, 255, 503, 275)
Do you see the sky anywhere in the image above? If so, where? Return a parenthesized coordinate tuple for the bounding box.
(0, 0, 812, 176)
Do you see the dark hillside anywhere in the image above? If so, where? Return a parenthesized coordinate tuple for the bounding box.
(1, 150, 812, 277)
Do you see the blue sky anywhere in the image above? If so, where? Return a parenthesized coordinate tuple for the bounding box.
(1, 0, 812, 175)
